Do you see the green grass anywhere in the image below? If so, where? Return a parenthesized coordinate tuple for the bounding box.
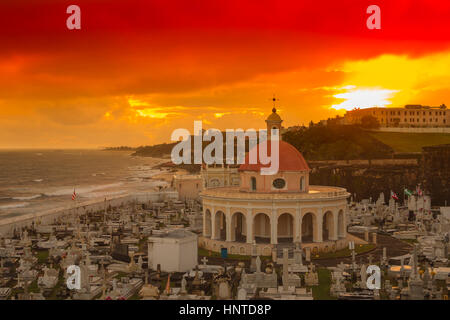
(114, 271, 129, 279)
(35, 250, 49, 264)
(311, 268, 336, 300)
(401, 239, 418, 245)
(370, 132, 450, 153)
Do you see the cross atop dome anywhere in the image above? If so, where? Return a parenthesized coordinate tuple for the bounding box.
(266, 97, 283, 138)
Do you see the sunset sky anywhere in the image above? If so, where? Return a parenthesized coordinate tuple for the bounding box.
(0, 0, 449, 148)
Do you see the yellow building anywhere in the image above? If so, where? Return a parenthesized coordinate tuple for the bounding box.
(344, 104, 449, 128)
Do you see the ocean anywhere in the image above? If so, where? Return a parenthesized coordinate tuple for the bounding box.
(0, 150, 168, 220)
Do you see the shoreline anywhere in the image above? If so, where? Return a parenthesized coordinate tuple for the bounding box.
(0, 156, 177, 236)
(0, 190, 178, 236)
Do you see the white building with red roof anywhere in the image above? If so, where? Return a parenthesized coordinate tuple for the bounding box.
(199, 108, 351, 257)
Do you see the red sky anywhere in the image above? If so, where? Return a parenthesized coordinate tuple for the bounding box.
(0, 0, 449, 148)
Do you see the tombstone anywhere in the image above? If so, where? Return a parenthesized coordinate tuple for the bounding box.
(271, 247, 277, 263)
(359, 264, 368, 289)
(218, 281, 231, 299)
(337, 262, 346, 272)
(180, 276, 187, 294)
(408, 245, 424, 300)
(382, 247, 387, 266)
(305, 262, 319, 286)
(255, 256, 261, 273)
(237, 288, 247, 300)
(389, 198, 395, 213)
(372, 233, 377, 244)
(305, 247, 311, 263)
(294, 242, 303, 266)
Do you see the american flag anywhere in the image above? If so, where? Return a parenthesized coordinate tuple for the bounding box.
(71, 189, 76, 201)
(416, 185, 423, 196)
(391, 191, 399, 201)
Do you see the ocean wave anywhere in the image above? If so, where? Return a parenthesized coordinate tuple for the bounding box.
(91, 173, 106, 177)
(12, 194, 43, 201)
(0, 202, 30, 210)
(83, 190, 128, 199)
(44, 182, 124, 197)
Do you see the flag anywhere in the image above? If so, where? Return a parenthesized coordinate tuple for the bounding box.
(404, 189, 413, 197)
(72, 189, 77, 201)
(391, 191, 399, 201)
(416, 185, 423, 196)
(164, 274, 171, 294)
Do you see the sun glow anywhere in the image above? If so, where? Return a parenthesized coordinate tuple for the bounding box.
(331, 88, 398, 111)
(135, 108, 171, 119)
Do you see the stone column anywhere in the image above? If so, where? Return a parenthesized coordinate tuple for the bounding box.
(337, 209, 344, 239)
(342, 208, 347, 238)
(330, 210, 339, 241)
(246, 210, 253, 244)
(203, 208, 207, 236)
(211, 207, 217, 240)
(271, 209, 278, 245)
(225, 208, 232, 242)
(295, 207, 301, 242)
(314, 209, 323, 242)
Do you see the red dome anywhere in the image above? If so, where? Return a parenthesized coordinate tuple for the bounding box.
(239, 140, 310, 172)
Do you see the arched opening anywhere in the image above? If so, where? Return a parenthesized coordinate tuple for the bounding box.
(322, 211, 335, 241)
(251, 177, 257, 191)
(301, 212, 315, 243)
(338, 210, 345, 238)
(204, 209, 211, 237)
(231, 212, 246, 242)
(214, 211, 226, 241)
(300, 176, 305, 192)
(277, 213, 294, 243)
(253, 213, 270, 243)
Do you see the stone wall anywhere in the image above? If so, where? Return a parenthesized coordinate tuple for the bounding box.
(309, 162, 420, 203)
(421, 144, 450, 206)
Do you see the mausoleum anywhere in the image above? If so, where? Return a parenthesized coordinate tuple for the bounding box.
(199, 108, 350, 256)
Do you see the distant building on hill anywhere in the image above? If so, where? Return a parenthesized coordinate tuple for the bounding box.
(344, 104, 449, 128)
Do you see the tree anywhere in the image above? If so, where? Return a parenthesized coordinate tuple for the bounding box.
(360, 115, 380, 129)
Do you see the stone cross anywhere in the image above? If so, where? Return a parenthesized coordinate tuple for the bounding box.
(201, 257, 208, 266)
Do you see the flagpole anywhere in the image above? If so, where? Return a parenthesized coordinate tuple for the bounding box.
(403, 185, 405, 207)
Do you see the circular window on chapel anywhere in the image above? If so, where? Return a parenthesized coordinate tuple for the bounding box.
(272, 178, 286, 189)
